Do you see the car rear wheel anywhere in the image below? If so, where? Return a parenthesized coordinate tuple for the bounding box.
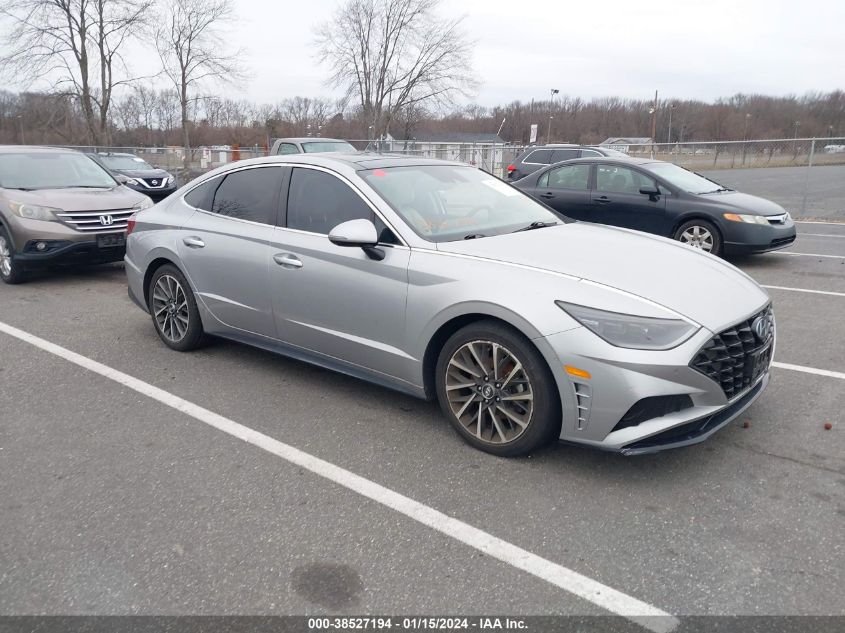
(674, 219, 722, 256)
(0, 227, 25, 284)
(435, 321, 560, 457)
(148, 264, 206, 351)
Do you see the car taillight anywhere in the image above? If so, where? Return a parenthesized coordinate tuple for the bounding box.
(506, 164, 516, 172)
(126, 214, 137, 236)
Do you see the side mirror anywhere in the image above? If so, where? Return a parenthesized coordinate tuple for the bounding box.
(114, 173, 130, 184)
(328, 218, 384, 260)
(639, 185, 660, 200)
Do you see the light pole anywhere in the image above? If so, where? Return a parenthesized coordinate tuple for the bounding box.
(547, 88, 558, 144)
(667, 103, 676, 144)
(792, 120, 800, 154)
(742, 113, 752, 165)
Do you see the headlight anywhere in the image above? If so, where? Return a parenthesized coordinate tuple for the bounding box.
(133, 197, 154, 211)
(556, 301, 699, 350)
(124, 178, 139, 185)
(723, 213, 769, 225)
(8, 202, 60, 222)
(166, 176, 175, 186)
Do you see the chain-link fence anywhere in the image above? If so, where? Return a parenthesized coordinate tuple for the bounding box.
(61, 136, 845, 218)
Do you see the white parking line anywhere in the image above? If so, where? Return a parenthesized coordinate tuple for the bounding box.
(771, 251, 845, 259)
(795, 220, 845, 226)
(799, 233, 845, 239)
(0, 319, 677, 633)
(772, 362, 845, 381)
(762, 285, 845, 298)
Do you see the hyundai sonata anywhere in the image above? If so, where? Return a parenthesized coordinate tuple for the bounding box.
(125, 154, 774, 456)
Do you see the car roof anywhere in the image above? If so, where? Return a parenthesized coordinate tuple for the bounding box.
(94, 151, 138, 157)
(228, 152, 466, 171)
(552, 156, 659, 166)
(274, 138, 353, 144)
(0, 145, 82, 155)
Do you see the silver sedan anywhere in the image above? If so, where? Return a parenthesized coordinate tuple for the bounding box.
(125, 154, 774, 456)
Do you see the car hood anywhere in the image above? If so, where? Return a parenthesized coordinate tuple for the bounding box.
(436, 222, 769, 332)
(116, 169, 171, 179)
(2, 186, 148, 212)
(700, 190, 787, 216)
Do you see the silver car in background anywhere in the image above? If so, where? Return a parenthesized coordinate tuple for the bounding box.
(125, 154, 774, 456)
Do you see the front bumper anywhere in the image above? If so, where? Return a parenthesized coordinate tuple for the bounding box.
(15, 237, 126, 268)
(721, 218, 797, 255)
(540, 310, 773, 454)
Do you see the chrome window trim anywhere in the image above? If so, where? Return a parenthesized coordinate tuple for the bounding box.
(180, 162, 409, 247)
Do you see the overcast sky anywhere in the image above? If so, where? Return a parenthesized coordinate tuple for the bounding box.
(11, 0, 845, 106)
(236, 0, 845, 106)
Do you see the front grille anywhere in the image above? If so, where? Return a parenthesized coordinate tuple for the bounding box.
(771, 236, 795, 248)
(139, 177, 168, 189)
(56, 209, 134, 232)
(766, 213, 789, 225)
(690, 306, 774, 399)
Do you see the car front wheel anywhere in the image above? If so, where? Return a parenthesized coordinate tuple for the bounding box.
(0, 226, 25, 284)
(435, 320, 560, 457)
(674, 219, 722, 256)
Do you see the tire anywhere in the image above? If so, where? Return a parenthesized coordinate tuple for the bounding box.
(673, 219, 722, 256)
(147, 264, 206, 351)
(435, 320, 561, 457)
(0, 226, 26, 284)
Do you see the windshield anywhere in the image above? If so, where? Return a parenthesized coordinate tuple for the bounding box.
(646, 162, 727, 194)
(361, 165, 564, 243)
(0, 153, 117, 190)
(100, 155, 155, 171)
(302, 141, 356, 153)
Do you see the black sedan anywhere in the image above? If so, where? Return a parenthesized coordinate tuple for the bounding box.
(88, 152, 177, 201)
(512, 157, 796, 256)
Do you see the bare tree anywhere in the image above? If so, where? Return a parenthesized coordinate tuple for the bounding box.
(314, 0, 476, 138)
(155, 0, 244, 168)
(0, 0, 152, 144)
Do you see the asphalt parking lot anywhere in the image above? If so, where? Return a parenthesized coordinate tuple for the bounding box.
(1, 221, 843, 629)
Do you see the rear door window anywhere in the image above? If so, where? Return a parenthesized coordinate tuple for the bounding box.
(550, 149, 579, 162)
(184, 178, 219, 211)
(522, 149, 553, 164)
(210, 167, 282, 224)
(538, 164, 591, 190)
(275, 143, 299, 155)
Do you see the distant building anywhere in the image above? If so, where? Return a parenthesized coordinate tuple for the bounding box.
(600, 137, 654, 153)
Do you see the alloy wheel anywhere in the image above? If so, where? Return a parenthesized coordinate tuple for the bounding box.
(679, 225, 714, 252)
(444, 340, 534, 444)
(0, 235, 12, 277)
(151, 274, 190, 343)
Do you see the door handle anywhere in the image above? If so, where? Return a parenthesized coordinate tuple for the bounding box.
(183, 236, 205, 248)
(539, 192, 554, 199)
(273, 253, 303, 269)
(595, 196, 612, 204)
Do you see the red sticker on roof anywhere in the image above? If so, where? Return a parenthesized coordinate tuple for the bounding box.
(372, 169, 387, 177)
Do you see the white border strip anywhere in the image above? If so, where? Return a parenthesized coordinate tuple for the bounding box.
(772, 251, 845, 259)
(0, 319, 677, 633)
(762, 285, 845, 298)
(772, 361, 845, 380)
